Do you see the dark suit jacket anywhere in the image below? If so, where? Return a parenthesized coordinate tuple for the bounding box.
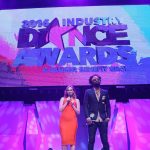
(83, 88, 111, 121)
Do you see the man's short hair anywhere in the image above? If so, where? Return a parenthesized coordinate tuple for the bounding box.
(89, 74, 101, 85)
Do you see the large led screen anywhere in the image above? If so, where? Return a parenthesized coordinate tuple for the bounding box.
(0, 5, 150, 86)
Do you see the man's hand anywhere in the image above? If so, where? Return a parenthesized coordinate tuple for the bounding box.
(86, 117, 92, 125)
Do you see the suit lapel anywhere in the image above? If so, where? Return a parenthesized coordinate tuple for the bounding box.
(99, 88, 104, 101)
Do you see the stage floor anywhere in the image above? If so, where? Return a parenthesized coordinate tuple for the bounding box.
(0, 99, 150, 150)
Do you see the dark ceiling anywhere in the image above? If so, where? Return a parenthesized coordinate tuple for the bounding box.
(0, 0, 150, 10)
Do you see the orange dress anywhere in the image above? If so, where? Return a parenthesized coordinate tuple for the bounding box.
(59, 98, 78, 145)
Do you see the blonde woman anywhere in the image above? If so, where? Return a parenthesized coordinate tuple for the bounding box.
(59, 86, 80, 150)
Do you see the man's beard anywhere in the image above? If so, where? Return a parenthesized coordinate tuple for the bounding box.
(92, 82, 100, 88)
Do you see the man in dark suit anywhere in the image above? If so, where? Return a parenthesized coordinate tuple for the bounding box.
(83, 74, 111, 150)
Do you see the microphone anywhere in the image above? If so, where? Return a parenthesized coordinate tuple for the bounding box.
(102, 96, 106, 104)
(68, 94, 72, 100)
(67, 96, 72, 104)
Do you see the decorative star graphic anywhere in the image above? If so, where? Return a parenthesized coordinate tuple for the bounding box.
(46, 18, 77, 50)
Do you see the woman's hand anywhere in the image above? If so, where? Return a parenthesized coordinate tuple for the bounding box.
(66, 97, 71, 104)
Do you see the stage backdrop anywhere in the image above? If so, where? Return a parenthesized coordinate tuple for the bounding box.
(0, 5, 150, 86)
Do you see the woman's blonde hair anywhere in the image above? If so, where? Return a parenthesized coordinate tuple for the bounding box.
(64, 85, 76, 99)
